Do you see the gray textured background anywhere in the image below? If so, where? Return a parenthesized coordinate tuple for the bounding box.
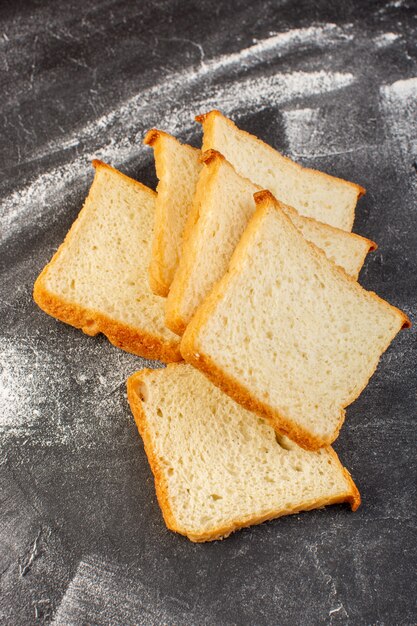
(1, 1, 416, 624)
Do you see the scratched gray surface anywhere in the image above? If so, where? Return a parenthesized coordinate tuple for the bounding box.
(1, 1, 416, 624)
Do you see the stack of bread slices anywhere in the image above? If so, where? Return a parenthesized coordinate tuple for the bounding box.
(34, 110, 410, 542)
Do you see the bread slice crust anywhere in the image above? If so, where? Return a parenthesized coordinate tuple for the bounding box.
(196, 110, 366, 231)
(33, 160, 181, 363)
(144, 129, 201, 297)
(127, 365, 360, 542)
(180, 191, 410, 449)
(165, 152, 224, 336)
(144, 129, 176, 297)
(166, 149, 377, 336)
(34, 279, 181, 362)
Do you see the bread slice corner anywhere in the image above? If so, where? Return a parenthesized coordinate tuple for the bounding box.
(33, 160, 182, 363)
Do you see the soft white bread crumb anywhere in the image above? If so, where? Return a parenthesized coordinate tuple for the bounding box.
(166, 151, 375, 335)
(144, 130, 202, 296)
(197, 110, 365, 231)
(181, 191, 409, 449)
(127, 364, 360, 542)
(33, 161, 181, 362)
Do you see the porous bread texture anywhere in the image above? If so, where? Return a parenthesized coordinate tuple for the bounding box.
(181, 191, 410, 450)
(283, 204, 376, 276)
(197, 110, 365, 231)
(166, 151, 376, 335)
(33, 161, 181, 362)
(127, 364, 360, 542)
(144, 129, 202, 297)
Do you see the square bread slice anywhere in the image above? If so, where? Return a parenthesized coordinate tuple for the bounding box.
(197, 110, 365, 231)
(166, 150, 376, 335)
(33, 160, 181, 362)
(181, 191, 409, 450)
(144, 129, 202, 297)
(127, 364, 360, 542)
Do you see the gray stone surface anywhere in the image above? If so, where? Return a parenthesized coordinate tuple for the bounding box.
(1, 1, 416, 623)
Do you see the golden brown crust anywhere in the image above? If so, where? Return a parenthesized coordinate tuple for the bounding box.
(180, 191, 409, 449)
(164, 312, 188, 337)
(92, 159, 157, 197)
(127, 371, 180, 534)
(367, 239, 378, 252)
(144, 129, 201, 297)
(199, 148, 226, 166)
(34, 278, 182, 362)
(176, 488, 359, 542)
(196, 110, 366, 198)
(164, 156, 223, 336)
(145, 135, 172, 298)
(148, 273, 170, 298)
(143, 128, 168, 147)
(127, 365, 360, 542)
(143, 128, 200, 157)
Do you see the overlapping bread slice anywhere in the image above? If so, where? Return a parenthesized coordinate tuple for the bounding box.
(127, 363, 360, 542)
(34, 160, 181, 362)
(144, 129, 202, 296)
(181, 191, 409, 449)
(166, 150, 376, 335)
(197, 110, 365, 231)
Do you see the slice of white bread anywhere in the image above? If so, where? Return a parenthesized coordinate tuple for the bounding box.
(166, 150, 376, 335)
(181, 191, 410, 450)
(127, 363, 360, 542)
(144, 129, 202, 297)
(33, 160, 181, 362)
(197, 110, 365, 231)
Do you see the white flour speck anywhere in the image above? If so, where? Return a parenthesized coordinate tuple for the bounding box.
(374, 32, 400, 48)
(282, 106, 367, 159)
(52, 555, 206, 625)
(0, 334, 151, 446)
(282, 108, 321, 157)
(194, 23, 352, 77)
(380, 77, 417, 180)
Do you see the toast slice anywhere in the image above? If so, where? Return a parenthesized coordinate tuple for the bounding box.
(127, 364, 360, 542)
(197, 110, 365, 231)
(166, 150, 376, 335)
(144, 129, 202, 297)
(34, 161, 181, 362)
(181, 191, 409, 449)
